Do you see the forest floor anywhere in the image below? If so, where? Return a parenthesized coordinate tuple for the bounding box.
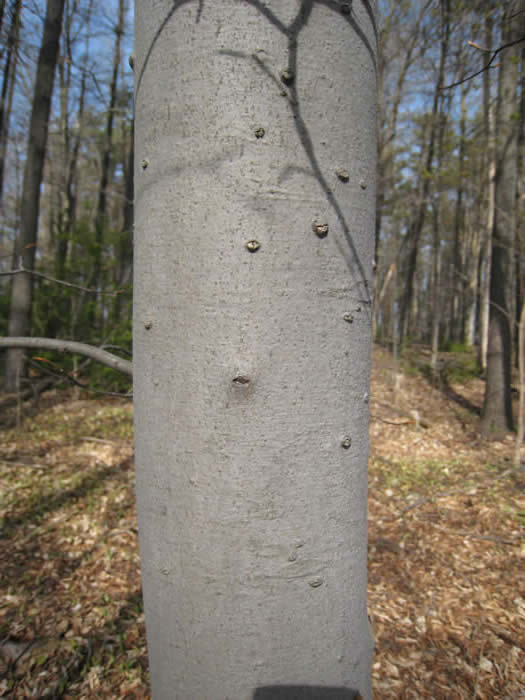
(0, 345, 523, 699)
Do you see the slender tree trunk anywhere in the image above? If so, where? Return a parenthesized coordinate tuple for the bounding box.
(134, 1, 377, 697)
(113, 117, 133, 323)
(0, 0, 21, 205)
(478, 8, 496, 371)
(516, 300, 525, 468)
(375, 1, 428, 269)
(44, 0, 79, 339)
(515, 42, 525, 367)
(430, 165, 444, 366)
(88, 0, 124, 330)
(464, 207, 481, 350)
(398, 0, 450, 348)
(59, 2, 92, 275)
(0, 0, 5, 45)
(4, 0, 65, 391)
(430, 87, 449, 371)
(373, 261, 394, 340)
(451, 77, 466, 343)
(480, 111, 495, 370)
(481, 0, 523, 435)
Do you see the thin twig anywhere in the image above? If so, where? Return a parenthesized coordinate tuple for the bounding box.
(80, 437, 127, 446)
(443, 33, 525, 90)
(489, 625, 525, 652)
(400, 490, 457, 515)
(0, 267, 129, 296)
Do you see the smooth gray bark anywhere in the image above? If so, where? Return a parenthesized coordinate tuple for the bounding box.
(133, 1, 377, 698)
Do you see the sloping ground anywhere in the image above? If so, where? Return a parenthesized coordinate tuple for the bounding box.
(0, 346, 523, 698)
(369, 347, 524, 699)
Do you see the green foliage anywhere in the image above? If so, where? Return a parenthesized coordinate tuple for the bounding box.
(84, 319, 132, 395)
(399, 345, 481, 385)
(442, 352, 481, 383)
(26, 205, 133, 396)
(373, 456, 463, 494)
(443, 341, 470, 353)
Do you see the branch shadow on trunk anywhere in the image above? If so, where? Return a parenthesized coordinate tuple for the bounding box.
(135, 0, 377, 311)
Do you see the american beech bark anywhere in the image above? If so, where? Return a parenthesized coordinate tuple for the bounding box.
(133, 1, 377, 697)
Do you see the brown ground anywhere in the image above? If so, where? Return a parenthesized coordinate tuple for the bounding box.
(0, 346, 523, 698)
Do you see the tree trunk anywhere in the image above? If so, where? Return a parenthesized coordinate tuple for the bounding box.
(44, 0, 93, 340)
(88, 0, 124, 330)
(451, 76, 466, 344)
(4, 0, 65, 391)
(375, 0, 430, 286)
(133, 1, 377, 697)
(515, 40, 525, 368)
(397, 0, 450, 348)
(479, 97, 495, 370)
(430, 86, 449, 372)
(112, 117, 134, 323)
(516, 299, 525, 468)
(481, 1, 522, 435)
(0, 0, 21, 205)
(463, 205, 481, 350)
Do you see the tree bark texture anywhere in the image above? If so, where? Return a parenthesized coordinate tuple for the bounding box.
(133, 1, 377, 698)
(481, 0, 522, 435)
(4, 0, 65, 391)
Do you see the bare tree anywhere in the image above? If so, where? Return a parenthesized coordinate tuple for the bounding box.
(0, 0, 22, 204)
(397, 0, 451, 347)
(3, 0, 66, 391)
(481, 0, 523, 435)
(87, 0, 125, 330)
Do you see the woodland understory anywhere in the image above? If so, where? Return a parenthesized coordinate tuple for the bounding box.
(0, 0, 524, 696)
(0, 345, 523, 699)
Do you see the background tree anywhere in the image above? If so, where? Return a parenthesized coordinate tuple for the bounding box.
(2, 0, 523, 437)
(3, 0, 66, 391)
(481, 0, 523, 435)
(0, 0, 134, 394)
(0, 0, 21, 204)
(133, 0, 377, 696)
(87, 0, 125, 330)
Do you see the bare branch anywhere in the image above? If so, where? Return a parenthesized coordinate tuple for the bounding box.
(0, 267, 129, 296)
(443, 33, 525, 90)
(0, 337, 133, 376)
